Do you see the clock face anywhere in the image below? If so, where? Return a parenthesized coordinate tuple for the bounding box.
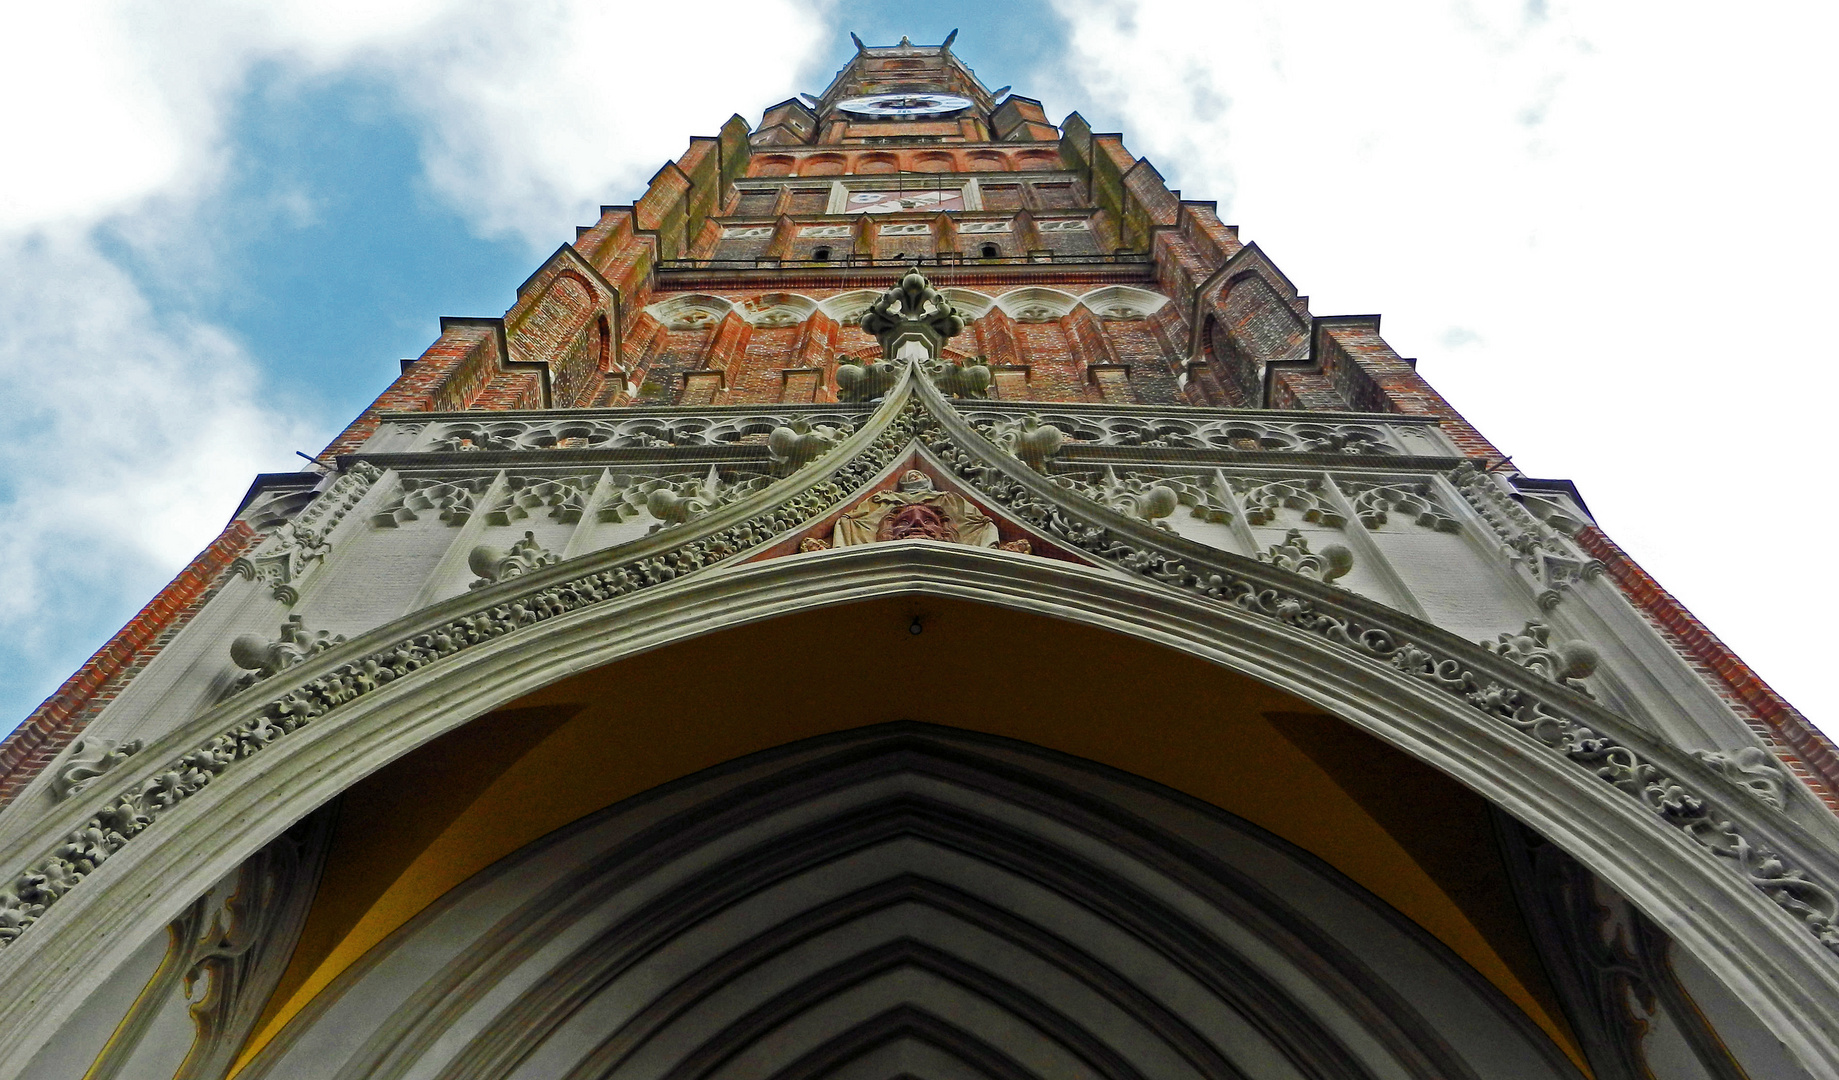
(836, 92, 974, 118)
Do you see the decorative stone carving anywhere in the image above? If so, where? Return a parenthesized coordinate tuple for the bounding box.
(420, 411, 871, 454)
(469, 531, 560, 589)
(1156, 474, 1235, 524)
(1289, 424, 1395, 455)
(232, 463, 383, 603)
(485, 474, 596, 525)
(768, 418, 852, 477)
(0, 402, 929, 953)
(14, 387, 1839, 976)
(75, 814, 333, 1080)
(979, 414, 1064, 472)
(799, 537, 831, 552)
(1057, 467, 1179, 527)
(833, 470, 998, 548)
(1481, 622, 1599, 694)
(371, 476, 494, 527)
(1693, 747, 1789, 810)
(921, 355, 992, 399)
(835, 358, 900, 403)
(1451, 463, 1603, 608)
(860, 269, 967, 360)
(1337, 480, 1459, 532)
(1233, 477, 1346, 528)
(642, 466, 775, 529)
(228, 615, 345, 692)
(1257, 529, 1353, 583)
(1000, 539, 1034, 554)
(50, 739, 143, 801)
(920, 403, 1839, 961)
(953, 407, 1419, 456)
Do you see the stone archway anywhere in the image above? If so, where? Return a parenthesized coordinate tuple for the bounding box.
(4, 546, 1836, 1076)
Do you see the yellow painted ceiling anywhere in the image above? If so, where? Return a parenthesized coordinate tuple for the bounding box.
(236, 595, 1584, 1074)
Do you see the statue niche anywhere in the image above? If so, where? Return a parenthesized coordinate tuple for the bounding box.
(833, 470, 999, 548)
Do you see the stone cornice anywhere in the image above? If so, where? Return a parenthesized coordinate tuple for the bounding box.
(2, 369, 1838, 1074)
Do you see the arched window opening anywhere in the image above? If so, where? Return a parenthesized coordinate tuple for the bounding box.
(980, 243, 1000, 260)
(812, 246, 831, 262)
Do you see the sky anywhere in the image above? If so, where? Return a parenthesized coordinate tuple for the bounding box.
(0, 0, 1834, 737)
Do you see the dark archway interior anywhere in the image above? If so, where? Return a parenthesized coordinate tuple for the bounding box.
(245, 596, 1579, 1064)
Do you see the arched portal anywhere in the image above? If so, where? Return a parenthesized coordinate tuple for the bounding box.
(241, 714, 1580, 1080)
(3, 548, 1833, 1080)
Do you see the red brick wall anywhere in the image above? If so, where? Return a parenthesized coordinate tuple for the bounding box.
(1576, 527, 1839, 807)
(0, 521, 259, 807)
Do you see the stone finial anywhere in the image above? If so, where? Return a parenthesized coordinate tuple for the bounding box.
(984, 414, 1065, 472)
(1481, 621, 1598, 693)
(468, 532, 559, 589)
(1257, 529, 1354, 584)
(860, 268, 967, 360)
(229, 615, 345, 690)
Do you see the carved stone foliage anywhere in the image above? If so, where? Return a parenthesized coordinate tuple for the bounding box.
(0, 404, 930, 954)
(1337, 480, 1460, 532)
(957, 407, 1423, 456)
(1481, 622, 1599, 695)
(227, 615, 345, 694)
(469, 532, 560, 589)
(835, 359, 900, 403)
(1231, 476, 1347, 528)
(8, 387, 1839, 977)
(1451, 463, 1603, 608)
(231, 464, 383, 603)
(634, 467, 775, 529)
(371, 476, 494, 528)
(414, 410, 868, 453)
(1694, 747, 1789, 810)
(1257, 528, 1354, 583)
(1053, 467, 1179, 527)
(975, 414, 1065, 472)
(49, 739, 143, 802)
(921, 401, 1839, 961)
(920, 355, 992, 399)
(486, 474, 596, 525)
(768, 418, 853, 476)
(77, 813, 333, 1080)
(859, 269, 968, 360)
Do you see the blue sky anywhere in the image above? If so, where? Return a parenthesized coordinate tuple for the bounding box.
(1, 0, 1836, 735)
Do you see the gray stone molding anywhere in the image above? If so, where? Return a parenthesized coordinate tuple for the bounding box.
(236, 729, 1577, 1080)
(2, 371, 1838, 1075)
(229, 462, 382, 603)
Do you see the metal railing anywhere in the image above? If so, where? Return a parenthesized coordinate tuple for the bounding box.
(656, 251, 1152, 272)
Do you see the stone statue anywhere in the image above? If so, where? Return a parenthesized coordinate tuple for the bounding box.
(832, 470, 999, 548)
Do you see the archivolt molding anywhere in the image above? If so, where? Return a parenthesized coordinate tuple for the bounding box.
(3, 369, 1839, 1074)
(908, 375, 1839, 973)
(239, 731, 1574, 1080)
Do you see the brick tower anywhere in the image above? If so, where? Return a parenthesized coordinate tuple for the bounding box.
(1, 34, 1836, 1080)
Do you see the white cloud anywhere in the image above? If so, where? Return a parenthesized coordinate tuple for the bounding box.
(1042, 0, 1839, 727)
(0, 0, 832, 723)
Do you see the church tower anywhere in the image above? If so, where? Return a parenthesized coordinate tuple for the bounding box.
(2, 34, 1836, 1080)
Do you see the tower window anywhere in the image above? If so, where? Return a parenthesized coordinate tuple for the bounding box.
(812, 246, 831, 261)
(980, 243, 1000, 259)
